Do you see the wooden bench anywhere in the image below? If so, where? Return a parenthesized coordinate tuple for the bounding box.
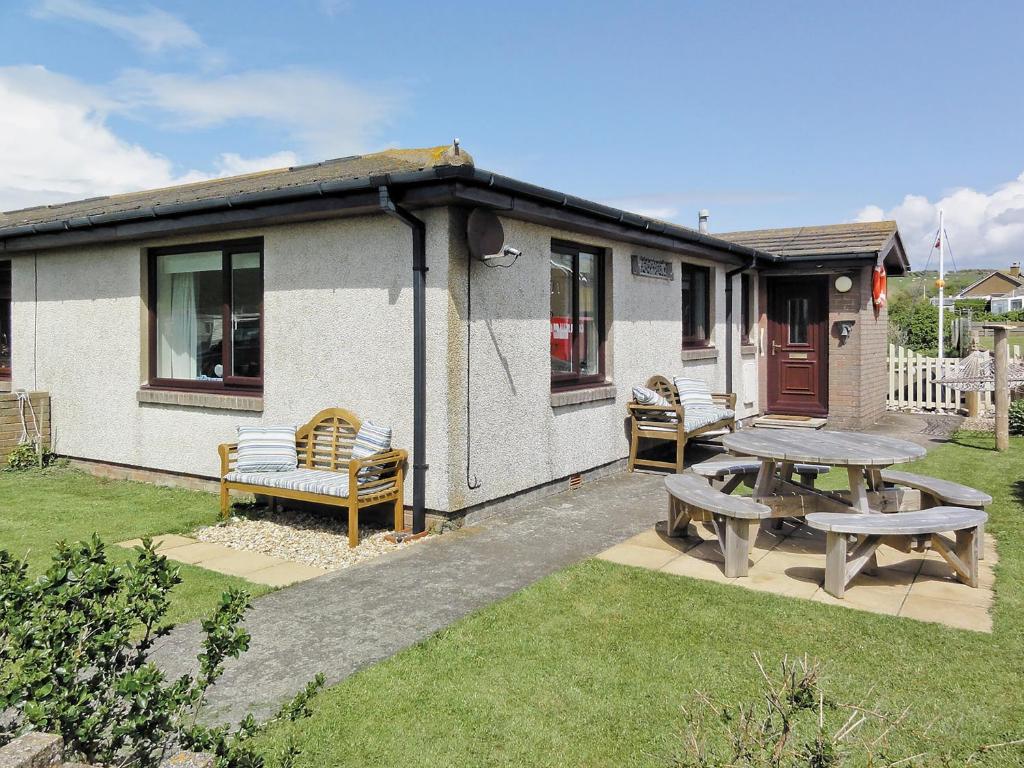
(627, 376, 736, 473)
(691, 456, 830, 493)
(879, 470, 992, 560)
(218, 408, 407, 548)
(665, 472, 771, 577)
(805, 507, 988, 598)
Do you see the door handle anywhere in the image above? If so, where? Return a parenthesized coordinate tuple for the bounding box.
(771, 341, 781, 356)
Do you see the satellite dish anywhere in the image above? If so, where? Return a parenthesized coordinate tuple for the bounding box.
(467, 208, 505, 260)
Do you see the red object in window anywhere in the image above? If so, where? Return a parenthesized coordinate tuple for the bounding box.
(872, 265, 887, 308)
(550, 315, 572, 362)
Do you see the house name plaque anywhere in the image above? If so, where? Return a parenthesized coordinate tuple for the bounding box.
(631, 254, 674, 280)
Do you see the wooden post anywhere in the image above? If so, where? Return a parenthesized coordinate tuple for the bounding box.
(984, 324, 1011, 451)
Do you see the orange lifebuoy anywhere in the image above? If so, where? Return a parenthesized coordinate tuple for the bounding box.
(872, 265, 887, 308)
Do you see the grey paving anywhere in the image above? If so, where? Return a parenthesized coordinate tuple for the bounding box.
(152, 470, 666, 724)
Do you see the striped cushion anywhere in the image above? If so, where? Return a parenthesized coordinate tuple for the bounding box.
(225, 469, 394, 498)
(352, 421, 392, 483)
(632, 386, 670, 407)
(684, 406, 734, 432)
(236, 426, 297, 472)
(672, 376, 715, 409)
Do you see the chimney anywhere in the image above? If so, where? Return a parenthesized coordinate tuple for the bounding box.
(698, 209, 709, 234)
(1011, 262, 1021, 277)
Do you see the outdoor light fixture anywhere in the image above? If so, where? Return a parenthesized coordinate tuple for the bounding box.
(834, 275, 853, 293)
(836, 320, 855, 341)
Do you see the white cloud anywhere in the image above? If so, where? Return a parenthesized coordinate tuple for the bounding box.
(114, 68, 400, 157)
(33, 0, 202, 53)
(856, 173, 1024, 270)
(0, 66, 306, 213)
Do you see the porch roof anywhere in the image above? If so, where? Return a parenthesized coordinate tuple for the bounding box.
(717, 221, 910, 275)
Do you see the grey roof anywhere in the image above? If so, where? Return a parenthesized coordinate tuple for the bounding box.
(0, 145, 473, 230)
(716, 221, 900, 258)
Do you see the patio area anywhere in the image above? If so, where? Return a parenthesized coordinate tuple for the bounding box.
(598, 517, 996, 632)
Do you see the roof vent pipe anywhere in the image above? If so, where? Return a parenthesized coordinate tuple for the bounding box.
(698, 209, 709, 234)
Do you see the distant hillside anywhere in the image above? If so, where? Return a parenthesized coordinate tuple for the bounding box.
(889, 269, 990, 300)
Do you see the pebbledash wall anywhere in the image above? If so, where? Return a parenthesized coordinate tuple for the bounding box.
(8, 206, 758, 517)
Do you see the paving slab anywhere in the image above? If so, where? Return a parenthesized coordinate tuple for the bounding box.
(152, 470, 667, 724)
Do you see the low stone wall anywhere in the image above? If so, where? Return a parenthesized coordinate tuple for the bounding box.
(0, 391, 50, 462)
(0, 733, 213, 768)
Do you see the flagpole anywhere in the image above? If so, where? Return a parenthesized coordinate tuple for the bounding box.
(937, 208, 945, 362)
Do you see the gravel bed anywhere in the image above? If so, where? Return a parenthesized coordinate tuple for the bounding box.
(195, 510, 421, 571)
(961, 416, 996, 432)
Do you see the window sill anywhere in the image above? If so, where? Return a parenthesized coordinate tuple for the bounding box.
(137, 388, 264, 412)
(681, 346, 719, 361)
(550, 383, 617, 408)
(740, 344, 757, 356)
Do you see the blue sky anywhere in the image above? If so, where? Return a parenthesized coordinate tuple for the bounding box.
(2, 0, 1023, 267)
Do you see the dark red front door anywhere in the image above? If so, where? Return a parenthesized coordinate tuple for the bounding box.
(767, 278, 828, 416)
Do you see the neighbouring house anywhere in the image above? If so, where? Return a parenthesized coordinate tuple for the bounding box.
(0, 144, 906, 527)
(955, 263, 1024, 311)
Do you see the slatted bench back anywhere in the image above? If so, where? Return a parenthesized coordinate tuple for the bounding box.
(646, 375, 679, 406)
(295, 407, 362, 472)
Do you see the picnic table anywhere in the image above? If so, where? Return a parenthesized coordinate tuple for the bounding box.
(720, 428, 927, 515)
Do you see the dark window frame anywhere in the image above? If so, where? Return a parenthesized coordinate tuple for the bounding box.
(550, 240, 607, 390)
(741, 272, 752, 345)
(681, 262, 711, 348)
(146, 238, 264, 394)
(0, 260, 10, 380)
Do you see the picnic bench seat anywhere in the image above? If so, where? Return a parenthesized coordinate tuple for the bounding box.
(879, 470, 992, 559)
(691, 456, 830, 493)
(665, 472, 771, 577)
(806, 507, 988, 598)
(628, 375, 736, 473)
(218, 408, 407, 548)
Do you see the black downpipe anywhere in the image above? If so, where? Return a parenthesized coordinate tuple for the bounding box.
(724, 258, 757, 396)
(379, 187, 427, 534)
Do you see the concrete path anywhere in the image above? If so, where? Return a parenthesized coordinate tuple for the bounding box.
(153, 470, 665, 723)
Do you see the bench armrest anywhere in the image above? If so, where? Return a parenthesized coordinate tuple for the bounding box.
(627, 402, 684, 418)
(217, 442, 238, 478)
(347, 449, 408, 495)
(711, 392, 737, 410)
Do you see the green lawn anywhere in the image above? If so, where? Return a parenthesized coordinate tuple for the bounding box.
(0, 466, 271, 627)
(976, 333, 1024, 352)
(252, 433, 1024, 766)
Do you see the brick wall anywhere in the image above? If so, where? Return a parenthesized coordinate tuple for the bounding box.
(0, 391, 50, 462)
(826, 266, 887, 429)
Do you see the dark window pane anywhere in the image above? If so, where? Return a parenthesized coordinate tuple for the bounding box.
(155, 251, 224, 381)
(741, 273, 751, 343)
(578, 252, 600, 376)
(550, 252, 575, 375)
(682, 265, 710, 346)
(231, 252, 261, 378)
(0, 261, 10, 375)
(788, 297, 809, 344)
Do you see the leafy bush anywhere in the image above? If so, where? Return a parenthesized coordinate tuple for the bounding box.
(0, 536, 322, 768)
(1010, 399, 1024, 436)
(5, 442, 56, 470)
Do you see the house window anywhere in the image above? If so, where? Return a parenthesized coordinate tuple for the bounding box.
(550, 241, 605, 388)
(148, 239, 263, 391)
(681, 263, 711, 347)
(741, 273, 753, 345)
(0, 261, 10, 379)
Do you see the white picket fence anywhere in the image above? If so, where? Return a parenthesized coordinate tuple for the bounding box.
(887, 343, 1021, 414)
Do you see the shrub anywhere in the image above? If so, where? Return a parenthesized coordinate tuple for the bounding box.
(1010, 399, 1024, 436)
(0, 536, 323, 768)
(5, 442, 56, 471)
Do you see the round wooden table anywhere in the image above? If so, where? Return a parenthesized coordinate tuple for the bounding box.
(720, 428, 926, 514)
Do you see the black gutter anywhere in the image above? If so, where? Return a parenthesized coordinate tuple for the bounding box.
(379, 186, 427, 535)
(0, 165, 781, 266)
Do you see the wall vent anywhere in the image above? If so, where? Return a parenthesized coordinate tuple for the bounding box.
(568, 473, 583, 490)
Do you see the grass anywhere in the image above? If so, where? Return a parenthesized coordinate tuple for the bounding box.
(0, 465, 271, 627)
(976, 333, 1024, 352)
(251, 432, 1024, 767)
